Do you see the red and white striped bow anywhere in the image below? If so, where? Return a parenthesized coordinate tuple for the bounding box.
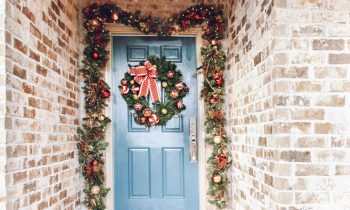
(130, 61, 160, 103)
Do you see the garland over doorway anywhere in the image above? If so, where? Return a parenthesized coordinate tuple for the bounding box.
(78, 3, 231, 209)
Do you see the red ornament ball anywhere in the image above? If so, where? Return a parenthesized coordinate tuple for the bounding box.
(176, 101, 185, 109)
(167, 71, 174, 78)
(121, 79, 128, 85)
(148, 114, 160, 125)
(194, 14, 202, 20)
(170, 90, 179, 99)
(99, 79, 105, 86)
(120, 85, 129, 95)
(92, 160, 99, 166)
(80, 144, 88, 152)
(139, 116, 147, 124)
(131, 85, 140, 94)
(92, 51, 99, 59)
(175, 82, 184, 91)
(216, 77, 224, 86)
(101, 89, 111, 98)
(88, 199, 96, 206)
(209, 97, 218, 104)
(92, 164, 99, 173)
(86, 165, 93, 179)
(134, 103, 143, 111)
(216, 154, 228, 170)
(183, 19, 190, 27)
(93, 34, 103, 44)
(143, 108, 152, 117)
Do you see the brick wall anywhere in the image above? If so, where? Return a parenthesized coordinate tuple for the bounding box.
(225, 0, 350, 210)
(0, 0, 6, 209)
(4, 0, 81, 209)
(271, 1, 350, 209)
(224, 0, 277, 209)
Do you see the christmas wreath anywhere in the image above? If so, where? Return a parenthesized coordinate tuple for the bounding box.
(119, 56, 189, 126)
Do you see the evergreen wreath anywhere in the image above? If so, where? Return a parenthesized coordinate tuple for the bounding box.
(119, 56, 189, 126)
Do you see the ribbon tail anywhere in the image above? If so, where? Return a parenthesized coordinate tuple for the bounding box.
(138, 77, 149, 98)
(149, 79, 160, 103)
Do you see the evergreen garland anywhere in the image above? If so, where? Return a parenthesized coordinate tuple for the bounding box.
(79, 3, 230, 209)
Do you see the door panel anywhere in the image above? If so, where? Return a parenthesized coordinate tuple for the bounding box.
(128, 148, 151, 198)
(113, 36, 198, 210)
(162, 148, 184, 198)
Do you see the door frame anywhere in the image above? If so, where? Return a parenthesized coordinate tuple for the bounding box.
(104, 24, 207, 210)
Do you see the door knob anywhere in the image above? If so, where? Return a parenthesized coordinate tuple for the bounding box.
(189, 116, 197, 162)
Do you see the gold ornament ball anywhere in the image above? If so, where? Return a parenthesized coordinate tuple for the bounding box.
(93, 121, 101, 128)
(161, 81, 168, 88)
(161, 108, 168, 115)
(90, 19, 99, 26)
(130, 80, 135, 85)
(111, 12, 119, 21)
(132, 94, 139, 100)
(91, 186, 100, 195)
(86, 119, 94, 128)
(211, 39, 219, 45)
(174, 24, 181, 31)
(213, 136, 222, 144)
(98, 114, 105, 121)
(140, 22, 145, 27)
(212, 174, 222, 183)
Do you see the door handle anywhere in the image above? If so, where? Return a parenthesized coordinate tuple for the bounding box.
(189, 116, 197, 162)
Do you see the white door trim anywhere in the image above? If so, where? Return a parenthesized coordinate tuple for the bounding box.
(104, 24, 206, 210)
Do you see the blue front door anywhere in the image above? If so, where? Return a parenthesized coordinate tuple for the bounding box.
(113, 36, 199, 210)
